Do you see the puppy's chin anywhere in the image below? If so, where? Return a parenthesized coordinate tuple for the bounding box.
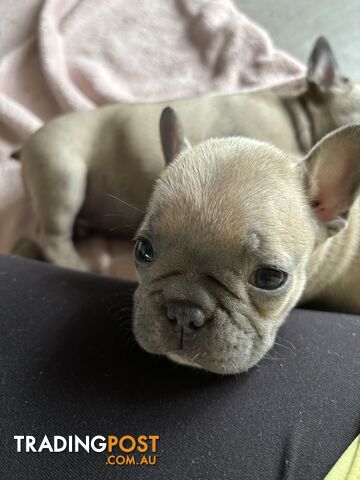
(165, 344, 272, 375)
(165, 352, 204, 371)
(165, 351, 240, 375)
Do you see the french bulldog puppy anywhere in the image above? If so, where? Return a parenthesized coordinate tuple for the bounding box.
(15, 37, 360, 272)
(132, 107, 360, 375)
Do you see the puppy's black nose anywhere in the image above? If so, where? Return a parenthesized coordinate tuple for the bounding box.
(166, 302, 207, 330)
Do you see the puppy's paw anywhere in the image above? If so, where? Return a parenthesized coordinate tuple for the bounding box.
(12, 237, 45, 261)
(54, 254, 95, 273)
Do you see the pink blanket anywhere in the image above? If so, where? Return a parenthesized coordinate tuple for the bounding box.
(0, 0, 305, 279)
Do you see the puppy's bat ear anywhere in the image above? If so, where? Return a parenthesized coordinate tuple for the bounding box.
(307, 36, 340, 92)
(304, 124, 360, 235)
(160, 107, 191, 165)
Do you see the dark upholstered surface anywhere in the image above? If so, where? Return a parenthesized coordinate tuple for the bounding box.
(0, 255, 359, 479)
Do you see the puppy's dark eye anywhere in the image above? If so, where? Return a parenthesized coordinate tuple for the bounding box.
(250, 268, 287, 290)
(135, 238, 154, 263)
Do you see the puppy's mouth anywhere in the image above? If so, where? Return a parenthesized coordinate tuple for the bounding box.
(132, 290, 275, 374)
(137, 325, 212, 367)
(135, 320, 263, 375)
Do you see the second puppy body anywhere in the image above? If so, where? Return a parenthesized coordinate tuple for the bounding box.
(16, 38, 360, 271)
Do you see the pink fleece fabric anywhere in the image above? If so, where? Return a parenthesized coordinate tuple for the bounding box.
(0, 0, 305, 279)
